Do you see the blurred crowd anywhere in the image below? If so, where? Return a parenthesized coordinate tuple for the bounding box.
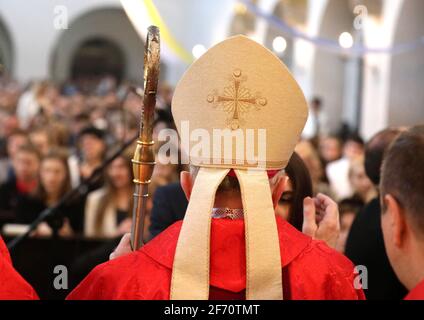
(0, 74, 181, 242)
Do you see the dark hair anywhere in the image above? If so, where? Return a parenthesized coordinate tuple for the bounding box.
(311, 97, 322, 107)
(78, 126, 105, 141)
(364, 128, 402, 185)
(74, 112, 90, 122)
(94, 149, 134, 235)
(380, 125, 424, 236)
(8, 128, 28, 140)
(345, 133, 364, 146)
(35, 148, 71, 201)
(15, 143, 41, 160)
(338, 197, 364, 217)
(283, 152, 314, 231)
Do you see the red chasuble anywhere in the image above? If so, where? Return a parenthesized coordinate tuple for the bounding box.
(404, 280, 424, 300)
(67, 217, 365, 300)
(0, 236, 39, 300)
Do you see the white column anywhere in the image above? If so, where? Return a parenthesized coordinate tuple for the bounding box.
(292, 0, 328, 99)
(359, 0, 404, 139)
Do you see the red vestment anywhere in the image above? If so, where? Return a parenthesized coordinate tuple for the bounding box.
(67, 217, 365, 300)
(404, 280, 424, 300)
(0, 236, 39, 300)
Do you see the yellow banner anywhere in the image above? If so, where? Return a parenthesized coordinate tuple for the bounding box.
(143, 0, 193, 64)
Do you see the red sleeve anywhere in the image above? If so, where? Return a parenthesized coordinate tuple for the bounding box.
(324, 252, 367, 300)
(316, 242, 366, 300)
(67, 251, 172, 300)
(0, 236, 11, 264)
(287, 241, 366, 300)
(0, 238, 39, 300)
(66, 264, 107, 300)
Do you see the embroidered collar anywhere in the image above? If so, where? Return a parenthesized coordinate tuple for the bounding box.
(211, 207, 244, 220)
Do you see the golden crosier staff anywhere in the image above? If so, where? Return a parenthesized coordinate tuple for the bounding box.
(131, 26, 160, 250)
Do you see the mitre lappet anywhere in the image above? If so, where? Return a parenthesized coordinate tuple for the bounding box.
(171, 35, 308, 300)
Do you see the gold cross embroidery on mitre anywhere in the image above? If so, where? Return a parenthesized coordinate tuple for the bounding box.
(206, 69, 267, 130)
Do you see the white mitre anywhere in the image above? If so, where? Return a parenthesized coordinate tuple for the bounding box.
(171, 35, 308, 300)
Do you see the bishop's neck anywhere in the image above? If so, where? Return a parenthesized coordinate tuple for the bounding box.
(213, 191, 243, 209)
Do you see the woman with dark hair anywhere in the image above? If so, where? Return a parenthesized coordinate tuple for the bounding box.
(275, 151, 313, 231)
(84, 149, 134, 239)
(16, 148, 81, 237)
(276, 151, 340, 249)
(68, 126, 107, 190)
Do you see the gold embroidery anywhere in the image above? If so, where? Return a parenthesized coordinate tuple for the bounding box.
(207, 69, 267, 130)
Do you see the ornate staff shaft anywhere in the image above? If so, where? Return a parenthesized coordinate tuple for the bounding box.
(131, 26, 160, 250)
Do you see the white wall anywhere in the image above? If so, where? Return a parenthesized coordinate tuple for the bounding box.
(0, 15, 13, 74)
(0, 0, 123, 83)
(51, 7, 144, 83)
(387, 0, 424, 127)
(0, 0, 238, 85)
(360, 0, 403, 139)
